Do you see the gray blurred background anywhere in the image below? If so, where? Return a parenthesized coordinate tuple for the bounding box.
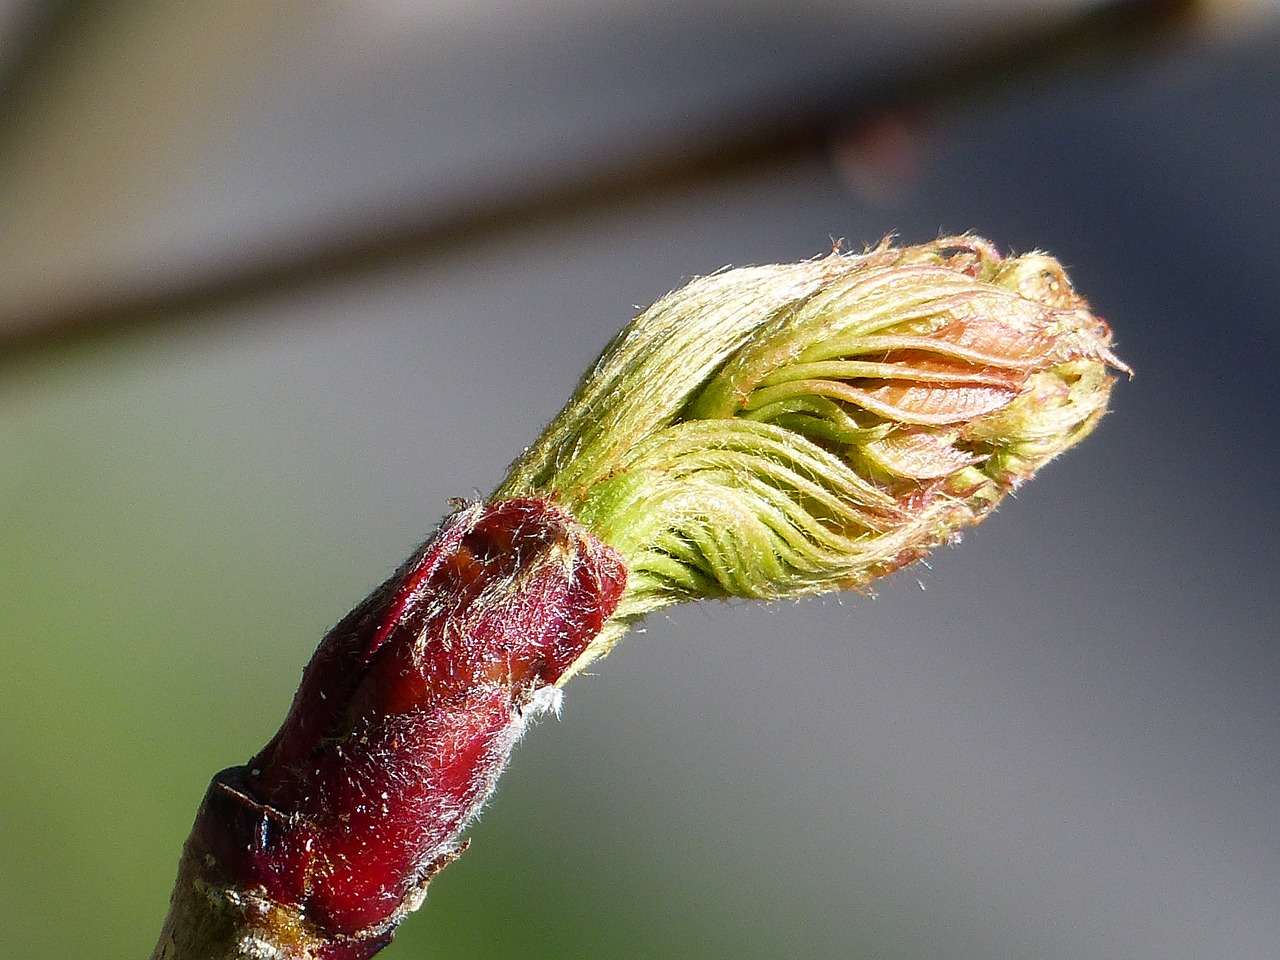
(2, 2, 1278, 958)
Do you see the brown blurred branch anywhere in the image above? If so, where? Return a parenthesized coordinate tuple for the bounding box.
(0, 0, 1194, 357)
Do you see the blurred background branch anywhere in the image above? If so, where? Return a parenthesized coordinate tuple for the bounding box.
(0, 0, 1240, 352)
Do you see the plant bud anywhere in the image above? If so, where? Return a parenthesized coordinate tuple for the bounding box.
(157, 236, 1127, 960)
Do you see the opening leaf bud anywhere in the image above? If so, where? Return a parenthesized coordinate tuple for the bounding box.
(156, 235, 1127, 960)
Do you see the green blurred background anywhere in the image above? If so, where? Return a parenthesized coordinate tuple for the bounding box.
(3, 2, 1279, 959)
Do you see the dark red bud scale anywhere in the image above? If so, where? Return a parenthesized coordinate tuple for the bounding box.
(161, 498, 626, 960)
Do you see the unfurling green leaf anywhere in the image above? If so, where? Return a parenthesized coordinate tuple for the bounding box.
(495, 237, 1129, 672)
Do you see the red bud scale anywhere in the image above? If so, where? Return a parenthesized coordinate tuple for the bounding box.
(155, 499, 626, 959)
